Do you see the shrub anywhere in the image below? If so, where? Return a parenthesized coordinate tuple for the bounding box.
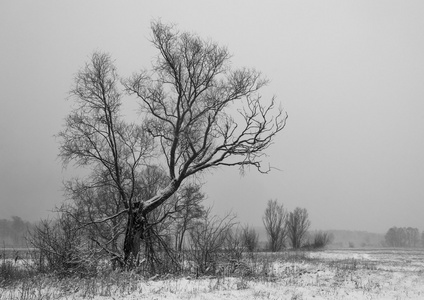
(242, 225, 259, 254)
(27, 215, 97, 276)
(303, 231, 333, 249)
(188, 209, 237, 275)
(313, 231, 333, 249)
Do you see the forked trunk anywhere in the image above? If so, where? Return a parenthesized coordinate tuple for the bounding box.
(122, 179, 180, 268)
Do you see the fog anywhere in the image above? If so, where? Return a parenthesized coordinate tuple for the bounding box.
(1, 1, 424, 233)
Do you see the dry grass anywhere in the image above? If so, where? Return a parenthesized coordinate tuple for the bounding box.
(1, 248, 424, 299)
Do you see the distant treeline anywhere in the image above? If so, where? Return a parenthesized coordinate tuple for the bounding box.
(322, 228, 424, 249)
(325, 230, 384, 248)
(253, 228, 385, 249)
(4, 215, 419, 250)
(384, 227, 422, 248)
(0, 216, 35, 247)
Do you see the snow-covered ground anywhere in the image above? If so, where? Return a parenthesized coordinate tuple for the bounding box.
(1, 248, 424, 299)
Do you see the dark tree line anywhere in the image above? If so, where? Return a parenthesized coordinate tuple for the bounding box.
(384, 227, 421, 248)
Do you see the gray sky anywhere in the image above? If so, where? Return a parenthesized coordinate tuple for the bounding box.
(1, 1, 424, 233)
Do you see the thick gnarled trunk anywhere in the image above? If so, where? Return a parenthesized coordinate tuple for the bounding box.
(122, 179, 180, 268)
(123, 210, 145, 267)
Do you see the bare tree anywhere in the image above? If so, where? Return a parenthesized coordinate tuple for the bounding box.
(59, 21, 286, 268)
(61, 175, 127, 268)
(241, 225, 259, 253)
(28, 213, 93, 275)
(173, 184, 205, 252)
(188, 208, 237, 274)
(58, 52, 155, 267)
(307, 231, 333, 249)
(286, 207, 311, 249)
(122, 21, 286, 263)
(262, 199, 287, 252)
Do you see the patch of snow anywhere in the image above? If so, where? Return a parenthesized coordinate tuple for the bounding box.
(2, 248, 424, 299)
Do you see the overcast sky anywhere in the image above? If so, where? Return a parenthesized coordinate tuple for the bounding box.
(1, 1, 424, 233)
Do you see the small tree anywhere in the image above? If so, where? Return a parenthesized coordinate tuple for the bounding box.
(262, 199, 287, 252)
(188, 209, 237, 274)
(286, 207, 311, 249)
(311, 231, 333, 249)
(173, 184, 206, 252)
(224, 227, 245, 261)
(28, 213, 93, 275)
(242, 225, 259, 253)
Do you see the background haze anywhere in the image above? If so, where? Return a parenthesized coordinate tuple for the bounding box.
(1, 0, 424, 233)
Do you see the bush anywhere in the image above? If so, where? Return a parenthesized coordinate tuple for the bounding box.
(0, 249, 36, 285)
(28, 215, 98, 276)
(242, 225, 259, 254)
(188, 209, 237, 275)
(313, 231, 333, 249)
(303, 231, 333, 249)
(1, 260, 28, 284)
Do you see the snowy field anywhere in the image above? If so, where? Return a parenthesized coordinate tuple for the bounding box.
(1, 248, 424, 299)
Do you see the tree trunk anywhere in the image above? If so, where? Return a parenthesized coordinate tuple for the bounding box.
(123, 179, 180, 269)
(123, 209, 145, 268)
(177, 228, 186, 252)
